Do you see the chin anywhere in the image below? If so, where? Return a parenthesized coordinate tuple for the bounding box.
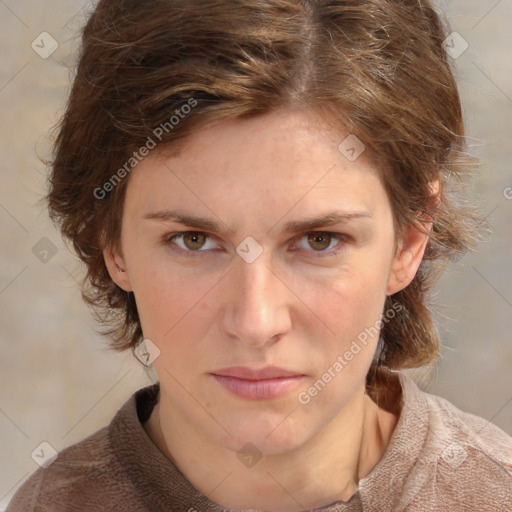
(216, 410, 310, 456)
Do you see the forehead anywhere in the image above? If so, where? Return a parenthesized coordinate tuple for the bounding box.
(156, 108, 369, 170)
(124, 109, 389, 222)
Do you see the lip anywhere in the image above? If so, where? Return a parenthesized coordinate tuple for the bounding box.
(210, 366, 305, 400)
(212, 366, 303, 380)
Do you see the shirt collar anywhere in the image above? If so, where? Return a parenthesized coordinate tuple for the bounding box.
(109, 371, 430, 511)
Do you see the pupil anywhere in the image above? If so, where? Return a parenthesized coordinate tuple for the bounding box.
(186, 232, 203, 249)
(309, 233, 330, 250)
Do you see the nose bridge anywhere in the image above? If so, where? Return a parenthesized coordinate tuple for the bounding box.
(222, 249, 291, 346)
(236, 250, 276, 316)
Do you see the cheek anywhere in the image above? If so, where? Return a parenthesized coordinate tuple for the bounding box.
(300, 264, 390, 385)
(315, 264, 389, 337)
(129, 260, 209, 339)
(297, 281, 385, 410)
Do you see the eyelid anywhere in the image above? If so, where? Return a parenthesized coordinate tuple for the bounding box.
(163, 230, 350, 256)
(290, 232, 349, 256)
(163, 231, 220, 253)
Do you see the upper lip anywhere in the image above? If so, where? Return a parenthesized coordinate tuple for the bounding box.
(211, 366, 304, 380)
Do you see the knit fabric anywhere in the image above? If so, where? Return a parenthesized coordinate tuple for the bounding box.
(6, 372, 512, 511)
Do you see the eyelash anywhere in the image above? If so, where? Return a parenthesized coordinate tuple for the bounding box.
(162, 231, 350, 259)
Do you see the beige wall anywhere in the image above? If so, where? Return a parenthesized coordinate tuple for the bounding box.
(1, 0, 511, 507)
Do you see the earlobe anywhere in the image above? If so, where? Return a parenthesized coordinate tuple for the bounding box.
(386, 227, 429, 296)
(103, 245, 133, 292)
(386, 179, 439, 296)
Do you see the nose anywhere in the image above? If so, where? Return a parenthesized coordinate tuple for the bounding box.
(221, 250, 292, 348)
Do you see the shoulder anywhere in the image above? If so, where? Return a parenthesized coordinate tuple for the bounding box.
(6, 426, 134, 511)
(420, 382, 512, 475)
(5, 386, 155, 512)
(400, 374, 512, 510)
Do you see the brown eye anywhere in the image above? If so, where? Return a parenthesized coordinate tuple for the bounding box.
(292, 231, 348, 257)
(164, 231, 217, 254)
(182, 232, 208, 250)
(307, 232, 333, 251)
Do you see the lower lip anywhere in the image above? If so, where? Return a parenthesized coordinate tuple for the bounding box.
(212, 374, 305, 400)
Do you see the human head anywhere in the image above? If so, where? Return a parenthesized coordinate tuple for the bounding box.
(98, 108, 430, 455)
(47, 0, 481, 374)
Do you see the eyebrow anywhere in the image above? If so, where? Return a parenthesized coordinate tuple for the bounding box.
(142, 209, 373, 235)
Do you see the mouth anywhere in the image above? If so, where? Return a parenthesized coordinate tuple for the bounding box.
(210, 366, 306, 400)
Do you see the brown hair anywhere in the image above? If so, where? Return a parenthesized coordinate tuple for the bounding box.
(47, 0, 484, 371)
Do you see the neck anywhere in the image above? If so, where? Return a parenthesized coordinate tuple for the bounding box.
(144, 384, 399, 511)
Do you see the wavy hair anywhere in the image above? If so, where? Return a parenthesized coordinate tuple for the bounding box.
(47, 0, 484, 372)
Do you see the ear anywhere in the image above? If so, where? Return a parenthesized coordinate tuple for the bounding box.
(103, 244, 133, 292)
(386, 180, 440, 296)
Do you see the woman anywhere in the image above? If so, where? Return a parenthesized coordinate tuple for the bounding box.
(7, 0, 512, 510)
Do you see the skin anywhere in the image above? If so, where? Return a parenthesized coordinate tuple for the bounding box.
(104, 108, 436, 510)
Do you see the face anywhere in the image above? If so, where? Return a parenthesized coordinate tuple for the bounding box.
(105, 109, 429, 455)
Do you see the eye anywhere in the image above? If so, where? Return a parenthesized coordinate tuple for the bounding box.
(162, 230, 349, 258)
(292, 232, 348, 256)
(163, 231, 219, 253)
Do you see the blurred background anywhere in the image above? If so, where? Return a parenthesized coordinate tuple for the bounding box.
(1, 0, 511, 507)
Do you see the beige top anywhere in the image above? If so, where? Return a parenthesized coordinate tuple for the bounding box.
(6, 372, 512, 511)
